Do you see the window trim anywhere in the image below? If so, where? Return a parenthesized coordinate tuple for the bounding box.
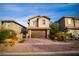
(42, 19, 45, 25)
(68, 19, 72, 24)
(33, 20, 37, 27)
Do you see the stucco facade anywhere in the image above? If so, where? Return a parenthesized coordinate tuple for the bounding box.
(28, 16, 49, 28)
(59, 16, 79, 36)
(28, 16, 50, 38)
(0, 20, 26, 41)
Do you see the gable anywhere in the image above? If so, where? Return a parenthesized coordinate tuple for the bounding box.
(28, 16, 50, 24)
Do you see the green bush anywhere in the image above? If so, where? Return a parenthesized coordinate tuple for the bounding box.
(0, 29, 18, 46)
(0, 29, 10, 43)
(50, 29, 59, 39)
(49, 22, 60, 39)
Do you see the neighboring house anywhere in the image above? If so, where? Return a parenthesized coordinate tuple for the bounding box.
(0, 20, 26, 41)
(58, 16, 79, 37)
(28, 16, 50, 38)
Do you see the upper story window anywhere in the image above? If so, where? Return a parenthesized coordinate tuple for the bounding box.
(76, 20, 79, 23)
(6, 23, 10, 27)
(68, 19, 72, 24)
(42, 20, 45, 25)
(33, 20, 37, 27)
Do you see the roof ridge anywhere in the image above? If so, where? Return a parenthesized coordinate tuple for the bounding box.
(28, 15, 50, 21)
(1, 20, 26, 28)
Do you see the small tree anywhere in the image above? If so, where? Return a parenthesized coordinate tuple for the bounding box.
(50, 22, 59, 39)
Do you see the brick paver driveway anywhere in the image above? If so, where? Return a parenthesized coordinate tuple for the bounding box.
(0, 38, 79, 55)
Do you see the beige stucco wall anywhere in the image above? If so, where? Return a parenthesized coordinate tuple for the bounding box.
(59, 17, 79, 29)
(39, 17, 49, 27)
(59, 17, 79, 37)
(2, 22, 23, 40)
(65, 18, 74, 28)
(59, 18, 65, 30)
(65, 18, 79, 28)
(28, 17, 49, 28)
(29, 17, 37, 27)
(2, 22, 22, 33)
(28, 16, 50, 38)
(75, 20, 79, 27)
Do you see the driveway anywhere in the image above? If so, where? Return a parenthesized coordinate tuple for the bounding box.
(0, 38, 79, 55)
(24, 38, 79, 45)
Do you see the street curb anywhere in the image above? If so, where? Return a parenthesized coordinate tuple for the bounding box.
(0, 50, 79, 56)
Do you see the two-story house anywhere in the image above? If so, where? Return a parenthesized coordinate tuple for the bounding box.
(0, 20, 26, 41)
(58, 16, 79, 37)
(28, 16, 50, 38)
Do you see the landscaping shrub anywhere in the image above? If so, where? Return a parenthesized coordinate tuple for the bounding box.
(50, 22, 79, 41)
(50, 29, 59, 39)
(0, 29, 18, 46)
(55, 31, 68, 41)
(49, 22, 59, 39)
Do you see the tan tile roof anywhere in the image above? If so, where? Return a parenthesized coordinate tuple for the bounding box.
(1, 20, 26, 28)
(28, 16, 50, 21)
(58, 16, 79, 22)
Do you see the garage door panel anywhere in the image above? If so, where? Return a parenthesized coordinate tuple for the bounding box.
(31, 30, 46, 38)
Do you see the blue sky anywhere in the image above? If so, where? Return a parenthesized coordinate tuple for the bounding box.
(0, 3, 78, 27)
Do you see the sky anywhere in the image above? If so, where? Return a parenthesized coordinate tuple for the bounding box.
(0, 3, 79, 27)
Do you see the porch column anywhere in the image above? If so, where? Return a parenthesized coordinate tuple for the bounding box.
(46, 30, 50, 38)
(29, 30, 31, 39)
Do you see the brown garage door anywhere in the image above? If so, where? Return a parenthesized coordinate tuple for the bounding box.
(31, 29, 47, 38)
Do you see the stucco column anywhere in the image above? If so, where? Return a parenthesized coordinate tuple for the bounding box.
(29, 30, 31, 39)
(46, 30, 49, 38)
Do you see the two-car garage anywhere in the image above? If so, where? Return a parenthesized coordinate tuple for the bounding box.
(28, 28, 50, 38)
(31, 29, 47, 38)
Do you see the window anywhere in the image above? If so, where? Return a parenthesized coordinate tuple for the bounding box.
(33, 20, 37, 27)
(76, 20, 79, 23)
(42, 20, 45, 25)
(6, 23, 10, 27)
(68, 19, 71, 24)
